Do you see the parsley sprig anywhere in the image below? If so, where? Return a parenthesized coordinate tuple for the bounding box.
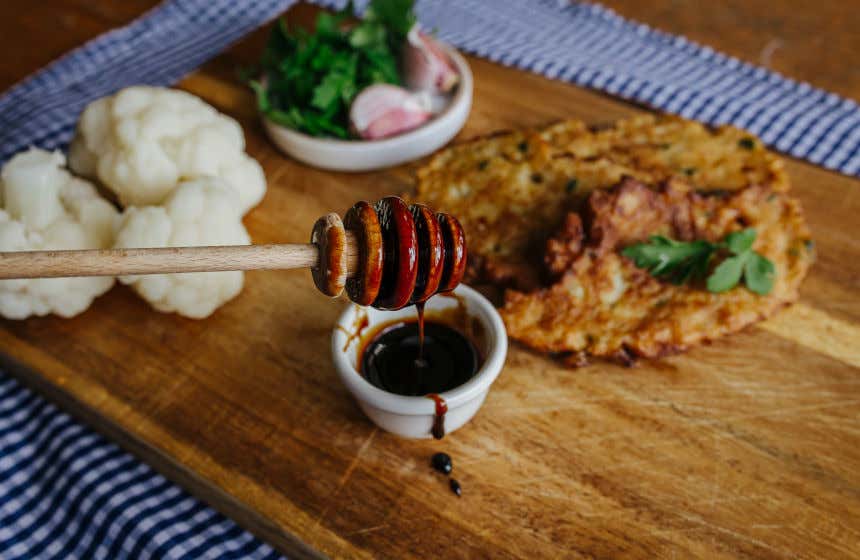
(622, 228, 775, 295)
(250, 0, 416, 138)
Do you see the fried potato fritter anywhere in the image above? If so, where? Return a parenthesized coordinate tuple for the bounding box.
(500, 177, 814, 366)
(412, 115, 788, 290)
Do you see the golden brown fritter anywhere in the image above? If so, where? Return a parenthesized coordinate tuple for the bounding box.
(542, 115, 788, 192)
(410, 114, 789, 291)
(500, 177, 814, 366)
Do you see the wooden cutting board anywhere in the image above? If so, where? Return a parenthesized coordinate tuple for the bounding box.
(2, 5, 860, 559)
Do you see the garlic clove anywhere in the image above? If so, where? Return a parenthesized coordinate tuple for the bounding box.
(350, 84, 432, 140)
(403, 26, 460, 94)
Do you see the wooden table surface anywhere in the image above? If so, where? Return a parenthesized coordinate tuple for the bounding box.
(2, 2, 859, 559)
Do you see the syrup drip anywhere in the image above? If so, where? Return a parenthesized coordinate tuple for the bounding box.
(426, 393, 448, 440)
(416, 302, 426, 362)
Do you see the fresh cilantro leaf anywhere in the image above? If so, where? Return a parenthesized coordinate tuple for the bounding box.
(366, 0, 415, 37)
(311, 72, 345, 111)
(317, 2, 354, 35)
(744, 253, 775, 295)
(317, 119, 350, 138)
(361, 47, 400, 84)
(310, 44, 336, 71)
(249, 80, 270, 113)
(349, 22, 387, 48)
(260, 19, 295, 69)
(249, 0, 415, 138)
(724, 228, 756, 254)
(315, 12, 339, 36)
(706, 253, 747, 293)
(648, 235, 673, 246)
(623, 229, 777, 295)
(265, 108, 302, 128)
(622, 237, 714, 284)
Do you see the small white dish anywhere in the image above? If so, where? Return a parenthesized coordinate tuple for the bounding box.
(332, 285, 507, 439)
(262, 45, 473, 172)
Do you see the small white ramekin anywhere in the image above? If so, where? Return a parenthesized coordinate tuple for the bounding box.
(262, 45, 473, 172)
(331, 285, 507, 438)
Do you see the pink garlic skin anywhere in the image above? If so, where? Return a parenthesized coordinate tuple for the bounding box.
(402, 26, 460, 94)
(349, 84, 432, 140)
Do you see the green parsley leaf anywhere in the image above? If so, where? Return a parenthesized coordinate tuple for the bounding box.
(366, 0, 416, 37)
(265, 107, 303, 128)
(248, 0, 415, 139)
(349, 22, 387, 48)
(706, 253, 748, 293)
(309, 44, 336, 71)
(315, 13, 339, 36)
(743, 253, 775, 295)
(623, 229, 776, 295)
(361, 47, 400, 84)
(622, 237, 714, 284)
(723, 228, 756, 254)
(249, 80, 270, 113)
(311, 72, 344, 111)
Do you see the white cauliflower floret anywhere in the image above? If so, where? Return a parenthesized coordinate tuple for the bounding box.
(0, 148, 117, 319)
(69, 86, 266, 215)
(114, 178, 250, 319)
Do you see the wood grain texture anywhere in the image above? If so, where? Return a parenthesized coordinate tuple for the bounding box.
(1, 2, 860, 559)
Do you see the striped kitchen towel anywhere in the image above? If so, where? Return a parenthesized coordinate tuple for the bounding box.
(0, 0, 857, 175)
(0, 373, 281, 559)
(0, 1, 858, 558)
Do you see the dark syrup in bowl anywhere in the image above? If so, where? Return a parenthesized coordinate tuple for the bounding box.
(360, 319, 479, 396)
(357, 304, 484, 439)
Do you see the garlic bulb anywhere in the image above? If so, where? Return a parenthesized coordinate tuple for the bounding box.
(402, 26, 460, 94)
(349, 85, 432, 140)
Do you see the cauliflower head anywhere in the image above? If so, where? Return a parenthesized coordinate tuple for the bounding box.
(0, 149, 118, 319)
(69, 86, 266, 215)
(114, 177, 250, 319)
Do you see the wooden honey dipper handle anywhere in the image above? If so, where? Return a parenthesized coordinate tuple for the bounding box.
(0, 241, 358, 280)
(0, 197, 467, 311)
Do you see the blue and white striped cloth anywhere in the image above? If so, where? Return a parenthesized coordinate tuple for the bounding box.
(0, 373, 280, 559)
(1, 0, 858, 558)
(1, 0, 858, 175)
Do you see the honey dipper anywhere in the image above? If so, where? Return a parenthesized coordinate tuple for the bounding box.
(0, 196, 467, 310)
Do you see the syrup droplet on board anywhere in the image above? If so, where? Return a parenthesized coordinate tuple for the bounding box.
(426, 393, 448, 440)
(431, 452, 452, 475)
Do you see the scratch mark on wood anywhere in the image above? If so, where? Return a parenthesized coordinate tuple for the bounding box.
(312, 428, 378, 529)
(345, 524, 388, 536)
(675, 512, 796, 557)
